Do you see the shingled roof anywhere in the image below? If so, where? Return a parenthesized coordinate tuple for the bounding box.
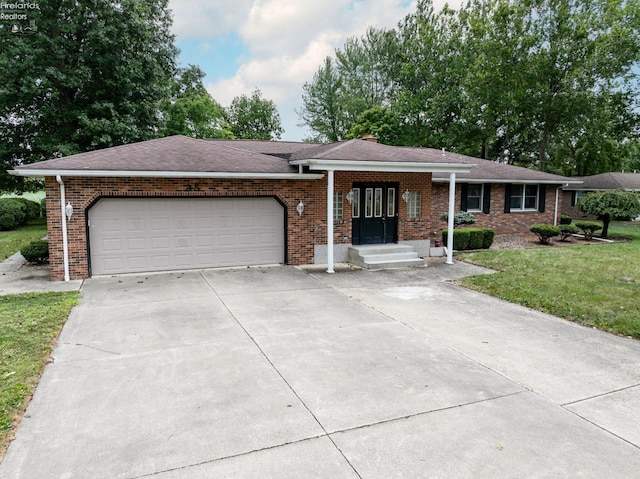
(13, 135, 300, 175)
(562, 172, 640, 191)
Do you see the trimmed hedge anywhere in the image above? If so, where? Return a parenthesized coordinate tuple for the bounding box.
(20, 240, 49, 264)
(442, 228, 495, 251)
(560, 214, 573, 225)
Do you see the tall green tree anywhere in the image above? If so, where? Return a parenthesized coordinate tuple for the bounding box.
(0, 0, 178, 192)
(300, 0, 640, 170)
(227, 89, 283, 141)
(160, 65, 232, 139)
(299, 28, 396, 143)
(299, 57, 349, 142)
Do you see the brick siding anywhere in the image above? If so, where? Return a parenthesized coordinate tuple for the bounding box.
(44, 172, 434, 280)
(431, 183, 562, 235)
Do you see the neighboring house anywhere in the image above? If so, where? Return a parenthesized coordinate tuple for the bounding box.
(10, 135, 577, 281)
(561, 172, 640, 219)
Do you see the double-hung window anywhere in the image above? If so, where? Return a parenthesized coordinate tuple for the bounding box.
(510, 184, 539, 211)
(333, 192, 343, 220)
(466, 184, 483, 212)
(406, 191, 421, 218)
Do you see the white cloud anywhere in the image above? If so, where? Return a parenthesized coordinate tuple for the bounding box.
(180, 0, 452, 140)
(168, 0, 253, 39)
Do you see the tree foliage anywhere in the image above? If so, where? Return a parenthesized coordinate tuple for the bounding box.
(227, 89, 283, 141)
(300, 0, 640, 171)
(0, 0, 178, 192)
(577, 190, 640, 237)
(160, 65, 232, 139)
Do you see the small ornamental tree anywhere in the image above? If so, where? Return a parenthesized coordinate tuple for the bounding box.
(530, 224, 560, 244)
(577, 190, 640, 238)
(575, 221, 603, 240)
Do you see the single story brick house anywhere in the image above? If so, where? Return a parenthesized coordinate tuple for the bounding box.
(11, 135, 577, 281)
(561, 172, 640, 219)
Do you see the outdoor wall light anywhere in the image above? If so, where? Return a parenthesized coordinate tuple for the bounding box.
(65, 202, 73, 221)
(346, 189, 354, 205)
(402, 190, 410, 203)
(296, 200, 304, 217)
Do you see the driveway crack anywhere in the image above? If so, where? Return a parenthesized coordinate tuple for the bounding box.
(199, 271, 364, 479)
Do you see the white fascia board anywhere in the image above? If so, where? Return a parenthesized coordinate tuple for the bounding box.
(290, 159, 474, 173)
(9, 169, 325, 180)
(432, 178, 584, 185)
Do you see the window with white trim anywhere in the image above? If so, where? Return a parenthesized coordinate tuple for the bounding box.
(466, 184, 483, 212)
(406, 191, 421, 218)
(333, 192, 343, 220)
(510, 184, 538, 211)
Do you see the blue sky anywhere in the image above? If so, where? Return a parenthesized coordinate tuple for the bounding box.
(167, 0, 441, 141)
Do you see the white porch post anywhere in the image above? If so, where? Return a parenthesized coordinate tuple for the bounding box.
(326, 169, 335, 273)
(446, 172, 456, 265)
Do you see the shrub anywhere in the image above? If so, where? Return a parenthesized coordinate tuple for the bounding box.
(0, 198, 27, 230)
(530, 224, 560, 245)
(560, 214, 572, 225)
(575, 221, 602, 240)
(481, 228, 495, 249)
(442, 228, 494, 250)
(440, 211, 476, 227)
(558, 224, 579, 241)
(20, 240, 49, 264)
(442, 229, 470, 250)
(465, 228, 485, 250)
(12, 198, 41, 221)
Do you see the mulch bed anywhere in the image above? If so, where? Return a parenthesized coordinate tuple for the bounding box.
(490, 234, 626, 250)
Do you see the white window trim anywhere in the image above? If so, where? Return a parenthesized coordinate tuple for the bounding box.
(333, 192, 344, 220)
(407, 191, 421, 219)
(466, 184, 484, 212)
(510, 184, 538, 212)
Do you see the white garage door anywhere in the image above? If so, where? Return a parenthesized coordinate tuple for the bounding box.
(89, 197, 285, 275)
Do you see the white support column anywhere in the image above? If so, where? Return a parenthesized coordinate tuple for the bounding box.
(56, 175, 71, 281)
(446, 172, 456, 265)
(326, 169, 335, 273)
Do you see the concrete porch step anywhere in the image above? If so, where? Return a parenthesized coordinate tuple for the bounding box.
(348, 244, 425, 270)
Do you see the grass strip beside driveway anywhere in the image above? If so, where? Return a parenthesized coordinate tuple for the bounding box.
(0, 218, 48, 261)
(0, 291, 79, 457)
(457, 224, 640, 339)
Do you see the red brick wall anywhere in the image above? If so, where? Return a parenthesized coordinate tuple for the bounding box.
(44, 172, 434, 280)
(560, 191, 594, 220)
(431, 183, 562, 235)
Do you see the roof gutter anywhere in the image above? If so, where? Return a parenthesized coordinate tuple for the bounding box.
(432, 178, 584, 185)
(9, 170, 324, 179)
(290, 159, 474, 174)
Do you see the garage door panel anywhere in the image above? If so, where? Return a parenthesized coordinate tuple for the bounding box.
(89, 198, 284, 275)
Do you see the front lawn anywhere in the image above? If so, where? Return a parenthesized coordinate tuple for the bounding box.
(457, 222, 640, 338)
(0, 217, 47, 261)
(0, 291, 79, 457)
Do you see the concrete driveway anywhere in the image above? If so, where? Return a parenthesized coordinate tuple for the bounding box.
(2, 262, 640, 478)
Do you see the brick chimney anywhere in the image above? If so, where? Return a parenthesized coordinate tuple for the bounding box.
(360, 134, 378, 143)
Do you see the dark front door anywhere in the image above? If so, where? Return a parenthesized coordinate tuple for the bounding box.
(352, 183, 398, 245)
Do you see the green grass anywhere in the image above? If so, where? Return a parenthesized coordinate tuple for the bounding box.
(0, 292, 79, 455)
(0, 217, 47, 261)
(457, 222, 640, 338)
